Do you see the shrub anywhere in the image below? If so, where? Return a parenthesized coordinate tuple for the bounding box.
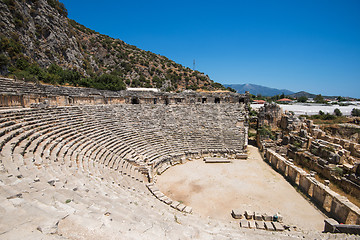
(0, 54, 9, 68)
(352, 108, 360, 117)
(0, 36, 22, 58)
(15, 57, 30, 70)
(95, 74, 126, 91)
(14, 70, 37, 82)
(314, 94, 326, 103)
(322, 113, 336, 120)
(258, 125, 275, 140)
(333, 166, 343, 177)
(3, 0, 15, 7)
(226, 87, 237, 93)
(47, 0, 68, 17)
(248, 132, 256, 138)
(250, 110, 257, 116)
(43, 72, 61, 84)
(334, 108, 342, 116)
(297, 96, 308, 103)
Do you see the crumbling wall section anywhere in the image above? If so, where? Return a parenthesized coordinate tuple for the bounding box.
(266, 149, 360, 225)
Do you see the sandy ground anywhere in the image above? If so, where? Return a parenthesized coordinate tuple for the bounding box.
(157, 145, 326, 231)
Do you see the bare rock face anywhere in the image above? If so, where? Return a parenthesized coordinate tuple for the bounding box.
(0, 0, 84, 71)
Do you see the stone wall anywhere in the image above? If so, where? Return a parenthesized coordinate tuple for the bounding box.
(0, 78, 249, 108)
(257, 103, 282, 129)
(266, 149, 360, 225)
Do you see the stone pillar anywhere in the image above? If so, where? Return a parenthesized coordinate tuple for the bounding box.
(287, 165, 300, 185)
(344, 201, 360, 225)
(330, 196, 350, 224)
(299, 174, 313, 196)
(278, 158, 288, 175)
(272, 155, 279, 169)
(312, 182, 327, 209)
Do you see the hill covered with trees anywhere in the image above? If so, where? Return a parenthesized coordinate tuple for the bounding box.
(0, 0, 226, 92)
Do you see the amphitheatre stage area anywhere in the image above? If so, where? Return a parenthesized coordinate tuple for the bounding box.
(157, 145, 326, 231)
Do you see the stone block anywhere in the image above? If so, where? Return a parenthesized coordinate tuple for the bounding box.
(183, 206, 192, 214)
(323, 218, 339, 233)
(332, 224, 360, 234)
(312, 183, 326, 208)
(204, 157, 231, 163)
(262, 214, 272, 221)
(299, 174, 312, 195)
(240, 220, 249, 228)
(235, 153, 248, 159)
(154, 191, 165, 199)
(231, 210, 243, 219)
(287, 165, 299, 185)
(248, 221, 256, 229)
(162, 197, 172, 205)
(330, 196, 350, 224)
(170, 201, 180, 209)
(264, 221, 275, 231)
(255, 221, 265, 230)
(270, 156, 279, 169)
(176, 203, 186, 211)
(244, 210, 253, 220)
(272, 222, 284, 231)
(278, 159, 287, 175)
(254, 212, 262, 221)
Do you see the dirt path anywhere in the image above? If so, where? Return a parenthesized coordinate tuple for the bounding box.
(156, 146, 326, 231)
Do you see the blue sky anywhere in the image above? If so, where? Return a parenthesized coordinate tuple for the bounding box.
(61, 0, 360, 98)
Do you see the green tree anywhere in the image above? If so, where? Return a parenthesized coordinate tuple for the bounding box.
(0, 54, 9, 68)
(226, 87, 236, 93)
(351, 108, 360, 117)
(15, 57, 30, 70)
(96, 74, 125, 91)
(334, 108, 342, 116)
(323, 113, 335, 120)
(47, 64, 63, 75)
(314, 94, 325, 103)
(337, 96, 346, 102)
(297, 96, 308, 103)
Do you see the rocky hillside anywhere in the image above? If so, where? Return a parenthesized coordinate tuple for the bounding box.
(0, 0, 225, 91)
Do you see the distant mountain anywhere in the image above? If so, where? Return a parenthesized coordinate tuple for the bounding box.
(224, 83, 294, 96)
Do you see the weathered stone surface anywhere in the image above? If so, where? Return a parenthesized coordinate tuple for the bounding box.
(245, 210, 253, 220)
(176, 203, 186, 211)
(204, 157, 231, 163)
(248, 221, 256, 229)
(254, 212, 262, 221)
(170, 201, 180, 209)
(324, 218, 339, 233)
(272, 222, 285, 231)
(231, 210, 243, 219)
(264, 221, 275, 231)
(183, 206, 192, 214)
(240, 220, 249, 228)
(255, 221, 265, 230)
(262, 214, 273, 221)
(235, 153, 248, 159)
